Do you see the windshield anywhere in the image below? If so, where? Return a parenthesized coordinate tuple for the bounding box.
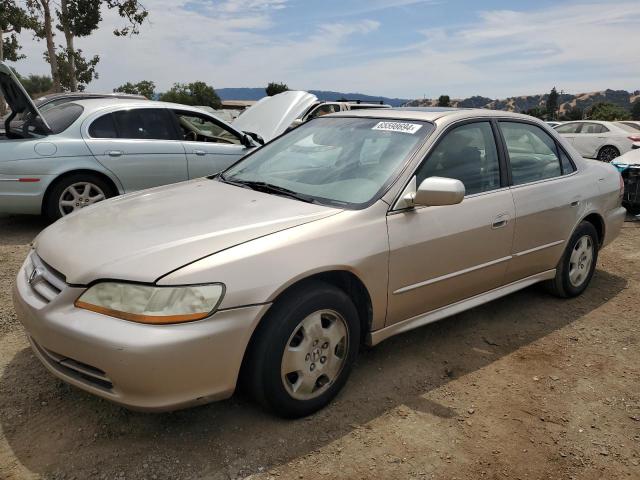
(222, 117, 433, 207)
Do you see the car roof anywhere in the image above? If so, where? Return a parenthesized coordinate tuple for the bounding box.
(330, 107, 537, 123)
(62, 98, 215, 114)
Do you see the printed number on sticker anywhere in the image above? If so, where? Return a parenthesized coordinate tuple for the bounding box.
(372, 122, 422, 134)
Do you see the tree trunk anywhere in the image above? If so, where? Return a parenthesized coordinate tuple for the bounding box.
(0, 28, 6, 116)
(59, 0, 77, 91)
(40, 0, 61, 92)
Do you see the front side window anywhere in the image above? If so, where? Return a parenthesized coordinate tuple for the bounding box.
(307, 104, 341, 120)
(113, 108, 176, 140)
(416, 121, 501, 196)
(500, 121, 562, 185)
(222, 117, 433, 207)
(173, 111, 241, 144)
(555, 122, 582, 134)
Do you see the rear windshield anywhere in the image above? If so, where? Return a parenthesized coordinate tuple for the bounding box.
(41, 103, 84, 134)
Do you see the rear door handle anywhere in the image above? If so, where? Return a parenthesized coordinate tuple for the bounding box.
(492, 213, 510, 229)
(194, 149, 206, 156)
(106, 150, 123, 157)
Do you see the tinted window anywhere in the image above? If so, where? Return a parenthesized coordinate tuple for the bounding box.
(581, 123, 608, 134)
(416, 121, 500, 196)
(89, 113, 117, 138)
(113, 108, 176, 140)
(500, 122, 562, 185)
(555, 123, 581, 134)
(560, 149, 576, 174)
(41, 103, 84, 134)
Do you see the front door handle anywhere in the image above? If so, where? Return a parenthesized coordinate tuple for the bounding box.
(193, 149, 206, 156)
(106, 150, 123, 157)
(492, 213, 510, 229)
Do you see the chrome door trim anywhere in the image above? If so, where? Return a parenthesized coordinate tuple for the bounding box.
(393, 255, 513, 295)
(513, 240, 565, 257)
(370, 269, 556, 346)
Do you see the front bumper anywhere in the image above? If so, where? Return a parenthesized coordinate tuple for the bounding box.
(13, 255, 270, 411)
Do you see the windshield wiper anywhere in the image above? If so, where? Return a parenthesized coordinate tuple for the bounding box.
(221, 177, 316, 204)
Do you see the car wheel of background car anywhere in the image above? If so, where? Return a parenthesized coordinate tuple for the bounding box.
(597, 146, 620, 162)
(546, 221, 599, 298)
(44, 173, 115, 222)
(243, 281, 360, 418)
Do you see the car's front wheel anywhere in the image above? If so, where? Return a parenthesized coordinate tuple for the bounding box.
(244, 281, 360, 418)
(44, 173, 115, 222)
(546, 221, 599, 298)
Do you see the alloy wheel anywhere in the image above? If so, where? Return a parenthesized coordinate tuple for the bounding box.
(568, 235, 594, 287)
(58, 182, 106, 216)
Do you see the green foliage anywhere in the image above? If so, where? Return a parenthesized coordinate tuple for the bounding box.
(0, 0, 36, 61)
(55, 48, 99, 91)
(160, 82, 221, 108)
(17, 73, 54, 96)
(586, 102, 631, 121)
(560, 106, 583, 121)
(114, 80, 156, 99)
(523, 106, 547, 120)
(546, 87, 559, 120)
(266, 82, 289, 96)
(632, 100, 640, 121)
(57, 0, 101, 37)
(437, 95, 451, 107)
(105, 0, 148, 36)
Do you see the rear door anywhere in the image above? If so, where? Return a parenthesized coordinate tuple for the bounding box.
(554, 122, 582, 149)
(170, 110, 252, 178)
(498, 120, 581, 283)
(83, 108, 187, 192)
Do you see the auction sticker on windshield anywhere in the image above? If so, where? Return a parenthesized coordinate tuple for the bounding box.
(372, 121, 423, 134)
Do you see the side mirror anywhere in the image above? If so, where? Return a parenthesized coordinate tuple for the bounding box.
(243, 131, 264, 146)
(408, 177, 465, 207)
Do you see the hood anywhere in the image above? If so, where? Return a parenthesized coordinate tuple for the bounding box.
(35, 179, 340, 284)
(232, 90, 317, 142)
(0, 61, 51, 132)
(612, 148, 640, 171)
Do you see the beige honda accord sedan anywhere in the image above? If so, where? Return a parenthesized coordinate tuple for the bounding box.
(14, 108, 626, 417)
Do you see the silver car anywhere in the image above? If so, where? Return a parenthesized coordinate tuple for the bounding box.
(13, 107, 625, 417)
(1, 62, 310, 221)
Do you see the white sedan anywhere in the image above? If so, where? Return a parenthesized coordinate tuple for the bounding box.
(555, 120, 640, 161)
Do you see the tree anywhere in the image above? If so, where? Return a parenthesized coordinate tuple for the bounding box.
(560, 106, 583, 121)
(632, 100, 640, 121)
(586, 102, 631, 121)
(27, 0, 62, 91)
(523, 106, 546, 120)
(266, 82, 289, 96)
(160, 82, 221, 108)
(18, 73, 53, 96)
(55, 48, 99, 91)
(437, 95, 451, 107)
(546, 87, 559, 120)
(114, 80, 156, 99)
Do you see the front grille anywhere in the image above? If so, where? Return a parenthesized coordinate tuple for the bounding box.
(622, 168, 640, 206)
(24, 253, 67, 303)
(31, 338, 113, 391)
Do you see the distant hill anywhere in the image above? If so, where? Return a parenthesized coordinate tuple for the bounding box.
(216, 88, 410, 107)
(406, 89, 640, 115)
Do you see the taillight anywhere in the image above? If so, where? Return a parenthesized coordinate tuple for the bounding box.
(628, 136, 640, 142)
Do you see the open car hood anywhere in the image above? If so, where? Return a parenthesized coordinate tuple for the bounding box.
(0, 61, 51, 133)
(233, 90, 317, 143)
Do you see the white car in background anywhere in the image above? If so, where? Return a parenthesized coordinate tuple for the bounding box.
(554, 120, 640, 162)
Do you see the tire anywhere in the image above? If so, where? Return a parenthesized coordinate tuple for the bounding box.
(546, 221, 599, 298)
(597, 145, 620, 163)
(243, 281, 360, 418)
(44, 173, 115, 222)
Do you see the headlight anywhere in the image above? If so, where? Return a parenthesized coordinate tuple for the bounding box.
(75, 282, 224, 324)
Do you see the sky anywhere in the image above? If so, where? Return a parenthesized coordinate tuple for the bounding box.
(8, 0, 640, 100)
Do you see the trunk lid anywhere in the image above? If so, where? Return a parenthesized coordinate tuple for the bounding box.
(0, 61, 51, 133)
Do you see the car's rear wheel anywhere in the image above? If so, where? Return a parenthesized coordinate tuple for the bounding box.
(546, 221, 599, 298)
(44, 173, 115, 222)
(243, 281, 360, 418)
(597, 145, 620, 162)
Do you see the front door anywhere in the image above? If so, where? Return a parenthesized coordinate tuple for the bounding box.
(83, 107, 187, 192)
(386, 120, 515, 325)
(171, 110, 252, 178)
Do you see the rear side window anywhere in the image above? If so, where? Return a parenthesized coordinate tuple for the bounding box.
(89, 113, 117, 138)
(113, 108, 176, 140)
(416, 121, 501, 195)
(581, 123, 608, 134)
(555, 123, 581, 134)
(500, 122, 562, 185)
(41, 103, 84, 134)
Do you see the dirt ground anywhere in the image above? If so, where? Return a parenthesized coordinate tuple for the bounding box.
(0, 213, 638, 480)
